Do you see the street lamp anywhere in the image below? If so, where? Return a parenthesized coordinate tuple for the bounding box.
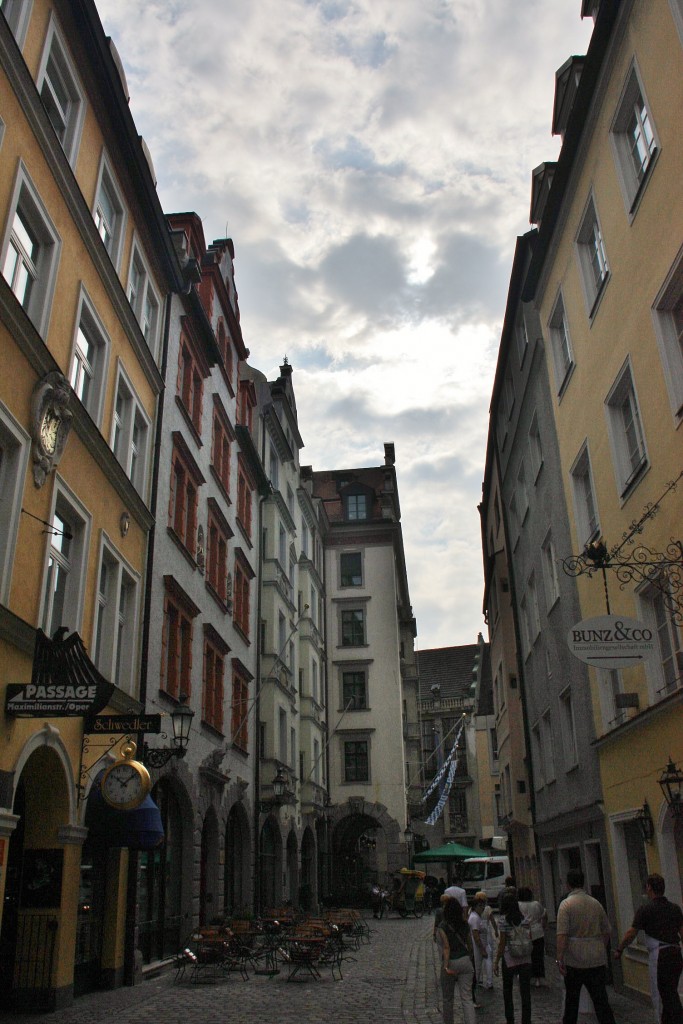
(143, 694, 195, 769)
(635, 800, 655, 843)
(658, 758, 683, 817)
(260, 765, 289, 811)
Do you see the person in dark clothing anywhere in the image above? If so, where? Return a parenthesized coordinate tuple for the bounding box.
(437, 898, 476, 1024)
(494, 891, 533, 1024)
(615, 873, 683, 1024)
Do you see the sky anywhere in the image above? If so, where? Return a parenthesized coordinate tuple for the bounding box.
(97, 0, 595, 651)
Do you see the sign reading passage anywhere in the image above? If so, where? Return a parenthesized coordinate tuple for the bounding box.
(568, 614, 655, 669)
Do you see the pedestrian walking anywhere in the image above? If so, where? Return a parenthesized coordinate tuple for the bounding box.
(556, 867, 616, 1024)
(480, 890, 499, 989)
(437, 898, 476, 1024)
(614, 872, 683, 1024)
(518, 885, 548, 986)
(468, 894, 490, 991)
(494, 891, 533, 1024)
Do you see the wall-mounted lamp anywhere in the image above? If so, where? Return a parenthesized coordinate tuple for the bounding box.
(430, 683, 441, 709)
(635, 800, 655, 843)
(658, 758, 683, 818)
(143, 694, 195, 769)
(260, 764, 290, 811)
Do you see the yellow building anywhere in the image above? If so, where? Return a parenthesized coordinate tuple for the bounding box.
(522, 0, 683, 999)
(0, 0, 185, 1007)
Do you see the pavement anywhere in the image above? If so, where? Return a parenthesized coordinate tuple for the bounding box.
(2, 912, 652, 1024)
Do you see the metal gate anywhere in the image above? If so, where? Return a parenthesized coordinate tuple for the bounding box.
(10, 912, 58, 1011)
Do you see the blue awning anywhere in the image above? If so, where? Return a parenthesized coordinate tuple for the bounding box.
(85, 773, 164, 850)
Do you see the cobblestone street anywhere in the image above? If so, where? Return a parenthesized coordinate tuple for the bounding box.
(3, 913, 650, 1024)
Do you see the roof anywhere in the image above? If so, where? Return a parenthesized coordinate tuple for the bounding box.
(418, 643, 493, 716)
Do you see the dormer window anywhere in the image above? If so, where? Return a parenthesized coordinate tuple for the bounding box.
(345, 493, 367, 521)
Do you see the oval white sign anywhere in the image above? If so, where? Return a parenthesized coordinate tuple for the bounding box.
(567, 614, 656, 669)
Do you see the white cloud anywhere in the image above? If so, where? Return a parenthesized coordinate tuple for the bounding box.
(97, 0, 594, 648)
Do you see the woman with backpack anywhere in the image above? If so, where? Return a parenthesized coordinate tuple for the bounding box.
(493, 891, 533, 1024)
(436, 898, 476, 1024)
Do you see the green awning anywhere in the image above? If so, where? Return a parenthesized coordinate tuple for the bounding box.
(413, 841, 483, 863)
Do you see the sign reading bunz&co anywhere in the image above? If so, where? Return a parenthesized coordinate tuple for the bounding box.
(567, 614, 655, 669)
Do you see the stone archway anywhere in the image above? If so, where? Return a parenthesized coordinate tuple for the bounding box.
(301, 827, 316, 911)
(259, 817, 283, 913)
(327, 799, 404, 905)
(199, 807, 219, 925)
(224, 802, 250, 915)
(286, 830, 298, 904)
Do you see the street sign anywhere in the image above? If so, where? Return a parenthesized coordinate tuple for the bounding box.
(87, 714, 162, 734)
(567, 614, 655, 669)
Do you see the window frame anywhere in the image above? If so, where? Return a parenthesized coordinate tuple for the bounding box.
(211, 395, 234, 499)
(0, 402, 30, 604)
(637, 579, 683, 702)
(231, 661, 250, 752)
(528, 412, 543, 482)
(233, 552, 253, 637)
(69, 286, 110, 426)
(340, 550, 363, 588)
(127, 239, 161, 360)
(168, 432, 204, 558)
(111, 362, 151, 497)
(609, 61, 659, 217)
(341, 666, 368, 710)
(93, 151, 126, 270)
(91, 533, 140, 693)
(1, 0, 33, 49)
(541, 530, 560, 612)
(547, 290, 575, 396)
(575, 194, 610, 316)
(206, 497, 232, 608)
(160, 576, 199, 701)
(236, 456, 254, 541)
(343, 736, 370, 783)
(340, 606, 366, 647)
(570, 441, 600, 548)
(604, 358, 649, 500)
(651, 247, 683, 423)
(1, 162, 61, 338)
(36, 12, 86, 167)
(39, 477, 91, 637)
(559, 686, 579, 771)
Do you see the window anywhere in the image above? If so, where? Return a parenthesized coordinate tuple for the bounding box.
(345, 492, 368, 521)
(515, 310, 529, 365)
(202, 628, 228, 733)
(231, 662, 250, 752)
(638, 581, 683, 698)
(2, 167, 61, 337)
(0, 404, 30, 603)
(177, 334, 205, 436)
(112, 366, 151, 495)
(652, 253, 683, 420)
(340, 551, 362, 587)
(570, 442, 600, 547)
(301, 522, 309, 557)
(168, 434, 203, 556)
(448, 789, 468, 832)
(206, 500, 231, 606)
(161, 577, 198, 700)
(41, 484, 90, 637)
(279, 707, 287, 762)
(519, 595, 531, 657)
(216, 319, 234, 389)
(211, 397, 233, 497)
(342, 669, 367, 709)
(236, 458, 253, 540)
(528, 413, 543, 481)
(37, 15, 85, 166)
(127, 243, 161, 357)
(268, 444, 279, 489)
(487, 573, 499, 627)
(69, 290, 110, 424)
(344, 739, 369, 782)
(341, 608, 365, 646)
(527, 572, 540, 643)
(92, 539, 139, 691)
(548, 292, 574, 394)
(93, 154, 125, 268)
(532, 725, 544, 789)
(489, 727, 499, 765)
(541, 710, 555, 784)
(312, 738, 321, 785)
(1, 0, 33, 48)
(233, 553, 253, 636)
(611, 64, 658, 213)
(541, 532, 560, 610)
(576, 196, 609, 313)
(517, 462, 529, 524)
(598, 668, 627, 729)
(605, 360, 649, 496)
(311, 658, 319, 702)
(559, 688, 578, 769)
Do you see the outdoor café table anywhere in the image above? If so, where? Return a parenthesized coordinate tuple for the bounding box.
(282, 935, 327, 981)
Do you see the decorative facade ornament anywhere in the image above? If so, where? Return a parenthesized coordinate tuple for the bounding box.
(30, 372, 73, 488)
(196, 524, 205, 574)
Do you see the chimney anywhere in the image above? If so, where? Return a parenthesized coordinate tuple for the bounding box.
(384, 443, 395, 467)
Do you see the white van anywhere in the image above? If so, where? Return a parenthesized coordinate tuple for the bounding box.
(460, 855, 511, 906)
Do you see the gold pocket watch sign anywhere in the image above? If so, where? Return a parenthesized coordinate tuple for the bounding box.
(100, 741, 151, 810)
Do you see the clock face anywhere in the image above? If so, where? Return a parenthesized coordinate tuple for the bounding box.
(101, 760, 151, 810)
(40, 411, 60, 455)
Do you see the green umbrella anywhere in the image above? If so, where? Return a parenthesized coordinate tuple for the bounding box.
(412, 841, 483, 862)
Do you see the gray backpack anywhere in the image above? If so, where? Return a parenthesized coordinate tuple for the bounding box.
(507, 921, 532, 959)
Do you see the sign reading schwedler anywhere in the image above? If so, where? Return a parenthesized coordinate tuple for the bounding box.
(567, 614, 655, 669)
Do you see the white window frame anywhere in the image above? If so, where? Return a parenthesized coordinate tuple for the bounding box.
(541, 710, 556, 784)
(610, 61, 659, 217)
(528, 412, 543, 482)
(0, 403, 30, 603)
(126, 238, 161, 360)
(1, 162, 61, 338)
(36, 12, 86, 167)
(527, 571, 541, 644)
(39, 477, 91, 636)
(559, 686, 579, 771)
(515, 310, 529, 366)
(548, 291, 574, 395)
(1, 0, 33, 49)
(597, 668, 627, 731)
(651, 246, 683, 423)
(110, 361, 151, 498)
(69, 286, 110, 426)
(541, 530, 560, 612)
(517, 461, 529, 525)
(570, 441, 600, 548)
(576, 194, 610, 316)
(92, 533, 140, 693)
(93, 151, 126, 270)
(604, 358, 648, 500)
(637, 579, 683, 702)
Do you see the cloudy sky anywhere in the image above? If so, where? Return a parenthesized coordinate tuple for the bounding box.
(97, 0, 594, 651)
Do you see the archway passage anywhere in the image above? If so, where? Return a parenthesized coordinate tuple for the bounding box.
(137, 780, 184, 962)
(286, 831, 298, 904)
(300, 827, 316, 912)
(224, 803, 251, 916)
(259, 817, 282, 913)
(331, 813, 385, 906)
(0, 746, 70, 1010)
(199, 808, 219, 926)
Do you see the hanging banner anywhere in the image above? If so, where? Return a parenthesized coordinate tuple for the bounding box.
(425, 758, 458, 827)
(422, 719, 464, 802)
(567, 614, 656, 669)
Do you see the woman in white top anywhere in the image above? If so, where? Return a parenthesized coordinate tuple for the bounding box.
(517, 886, 548, 986)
